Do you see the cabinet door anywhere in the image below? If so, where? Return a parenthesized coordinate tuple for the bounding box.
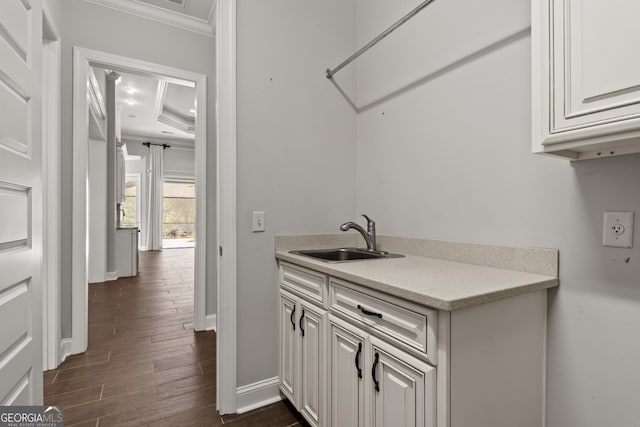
(279, 290, 298, 405)
(537, 0, 640, 146)
(368, 337, 436, 427)
(299, 302, 326, 427)
(329, 316, 366, 427)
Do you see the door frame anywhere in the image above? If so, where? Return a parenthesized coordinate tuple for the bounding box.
(71, 47, 208, 354)
(215, 0, 238, 415)
(41, 3, 62, 371)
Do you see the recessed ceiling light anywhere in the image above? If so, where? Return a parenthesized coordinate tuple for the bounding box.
(161, 130, 174, 134)
(189, 108, 196, 114)
(124, 98, 137, 106)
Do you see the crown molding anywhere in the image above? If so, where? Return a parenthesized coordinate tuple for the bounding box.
(154, 80, 196, 134)
(157, 110, 195, 134)
(83, 0, 215, 37)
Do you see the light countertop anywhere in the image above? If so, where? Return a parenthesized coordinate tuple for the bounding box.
(275, 235, 558, 311)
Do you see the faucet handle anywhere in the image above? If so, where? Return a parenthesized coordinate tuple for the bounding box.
(361, 214, 375, 233)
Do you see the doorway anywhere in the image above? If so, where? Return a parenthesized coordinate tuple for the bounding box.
(71, 48, 208, 355)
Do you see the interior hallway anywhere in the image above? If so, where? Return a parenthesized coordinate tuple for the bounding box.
(43, 249, 305, 426)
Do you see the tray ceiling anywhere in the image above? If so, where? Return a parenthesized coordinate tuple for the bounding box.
(96, 67, 196, 142)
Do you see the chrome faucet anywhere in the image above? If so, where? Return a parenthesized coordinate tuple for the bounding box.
(340, 214, 377, 252)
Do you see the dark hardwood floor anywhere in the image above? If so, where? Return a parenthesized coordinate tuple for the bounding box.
(44, 248, 306, 427)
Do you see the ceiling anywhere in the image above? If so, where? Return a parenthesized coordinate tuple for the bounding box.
(85, 0, 216, 36)
(97, 68, 197, 142)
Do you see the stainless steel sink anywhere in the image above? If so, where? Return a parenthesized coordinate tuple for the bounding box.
(290, 248, 403, 263)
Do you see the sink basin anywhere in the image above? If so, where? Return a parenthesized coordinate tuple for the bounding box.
(290, 248, 403, 263)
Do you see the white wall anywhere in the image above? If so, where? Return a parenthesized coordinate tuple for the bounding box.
(125, 139, 195, 180)
(164, 145, 195, 181)
(88, 140, 107, 283)
(59, 0, 216, 338)
(236, 0, 358, 387)
(355, 1, 640, 426)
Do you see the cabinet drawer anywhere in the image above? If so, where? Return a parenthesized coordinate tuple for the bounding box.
(280, 262, 328, 306)
(330, 279, 437, 364)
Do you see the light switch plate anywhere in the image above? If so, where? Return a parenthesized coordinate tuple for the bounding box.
(602, 211, 634, 248)
(253, 211, 265, 232)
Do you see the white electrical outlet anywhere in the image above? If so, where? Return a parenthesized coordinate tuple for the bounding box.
(602, 211, 634, 248)
(253, 211, 265, 232)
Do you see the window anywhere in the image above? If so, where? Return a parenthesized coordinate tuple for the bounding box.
(122, 175, 139, 227)
(162, 181, 195, 248)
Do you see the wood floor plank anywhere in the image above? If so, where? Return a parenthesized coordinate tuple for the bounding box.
(62, 386, 163, 425)
(53, 361, 154, 383)
(152, 351, 202, 373)
(100, 364, 206, 400)
(95, 386, 216, 426)
(149, 404, 220, 427)
(55, 353, 111, 371)
(156, 372, 216, 400)
(222, 400, 308, 426)
(43, 370, 58, 385)
(45, 385, 103, 409)
(67, 417, 98, 427)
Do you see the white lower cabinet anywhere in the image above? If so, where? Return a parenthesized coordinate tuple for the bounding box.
(279, 288, 327, 427)
(279, 260, 547, 427)
(329, 316, 435, 427)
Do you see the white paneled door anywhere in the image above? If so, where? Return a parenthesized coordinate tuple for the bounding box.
(0, 0, 44, 405)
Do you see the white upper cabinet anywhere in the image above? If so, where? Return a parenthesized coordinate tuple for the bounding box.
(532, 0, 640, 160)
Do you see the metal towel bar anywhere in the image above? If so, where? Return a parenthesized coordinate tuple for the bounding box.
(325, 0, 437, 79)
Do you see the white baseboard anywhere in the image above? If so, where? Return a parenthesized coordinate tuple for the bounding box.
(236, 377, 282, 414)
(205, 314, 217, 331)
(58, 338, 73, 366)
(105, 271, 118, 281)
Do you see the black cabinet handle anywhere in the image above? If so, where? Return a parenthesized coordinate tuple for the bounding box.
(290, 304, 296, 331)
(372, 352, 380, 392)
(355, 342, 363, 379)
(299, 309, 305, 337)
(358, 304, 383, 319)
